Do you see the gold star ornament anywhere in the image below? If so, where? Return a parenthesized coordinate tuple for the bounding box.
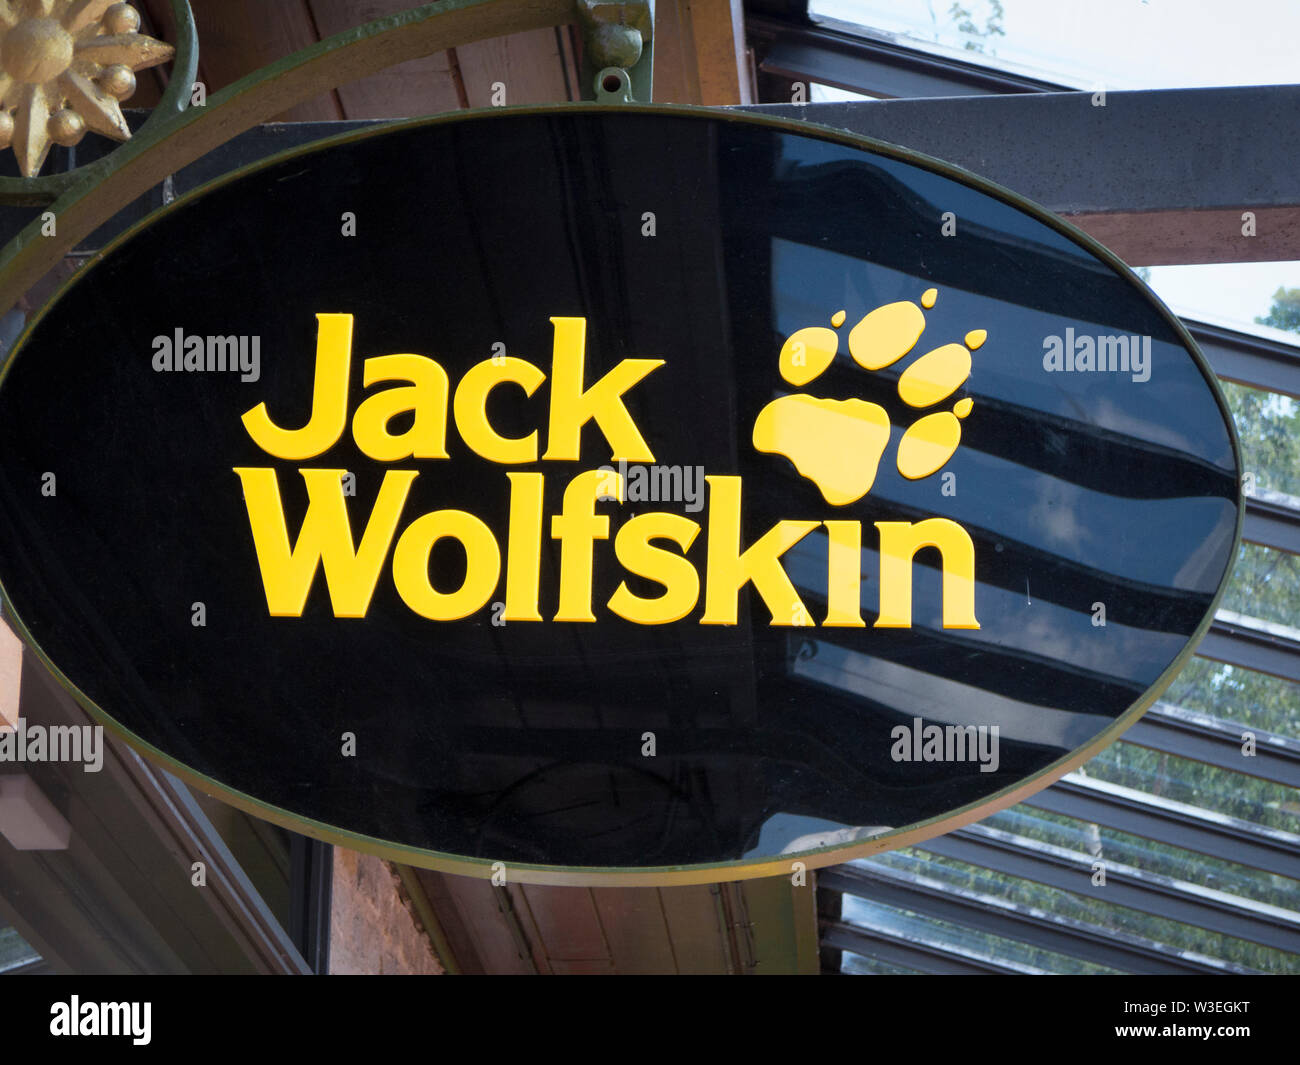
(0, 1, 174, 177)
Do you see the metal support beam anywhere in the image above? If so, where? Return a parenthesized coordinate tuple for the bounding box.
(749, 13, 1067, 98)
(20, 33, 1295, 277)
(820, 918, 1043, 974)
(1026, 775, 1300, 881)
(1190, 319, 1300, 400)
(1124, 703, 1300, 789)
(821, 864, 1244, 973)
(916, 823, 1300, 955)
(1243, 498, 1300, 556)
(288, 835, 333, 975)
(1204, 612, 1300, 685)
(738, 86, 1300, 265)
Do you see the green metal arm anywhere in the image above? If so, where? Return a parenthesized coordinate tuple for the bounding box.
(0, 0, 655, 318)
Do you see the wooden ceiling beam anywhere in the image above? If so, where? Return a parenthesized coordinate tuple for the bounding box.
(308, 1, 464, 117)
(654, 0, 753, 105)
(181, 0, 343, 121)
(456, 26, 574, 107)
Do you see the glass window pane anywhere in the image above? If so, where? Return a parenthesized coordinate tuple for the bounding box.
(809, 83, 873, 103)
(1163, 656, 1300, 741)
(1078, 741, 1299, 834)
(1220, 381, 1300, 501)
(1220, 542, 1300, 633)
(840, 951, 921, 975)
(1145, 264, 1300, 343)
(865, 846, 1296, 973)
(839, 894, 1117, 974)
(982, 805, 1298, 913)
(0, 922, 39, 973)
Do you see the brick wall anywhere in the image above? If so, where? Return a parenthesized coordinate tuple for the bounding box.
(328, 847, 444, 975)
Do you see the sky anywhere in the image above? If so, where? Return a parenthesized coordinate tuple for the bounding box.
(808, 0, 1300, 332)
(812, 0, 1300, 92)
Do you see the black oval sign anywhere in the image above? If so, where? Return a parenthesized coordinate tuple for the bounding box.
(0, 106, 1240, 884)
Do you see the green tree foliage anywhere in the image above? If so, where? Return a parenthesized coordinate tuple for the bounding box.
(947, 1, 1006, 53)
(1257, 285, 1300, 331)
(1223, 381, 1300, 497)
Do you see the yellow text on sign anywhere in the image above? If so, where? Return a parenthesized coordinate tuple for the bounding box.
(232, 467, 978, 629)
(240, 314, 664, 464)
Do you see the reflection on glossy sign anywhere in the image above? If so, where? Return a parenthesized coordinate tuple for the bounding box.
(0, 107, 1240, 884)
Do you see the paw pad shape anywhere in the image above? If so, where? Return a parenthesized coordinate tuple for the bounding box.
(753, 288, 981, 506)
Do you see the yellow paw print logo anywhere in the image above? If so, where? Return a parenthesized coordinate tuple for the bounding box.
(752, 288, 983, 505)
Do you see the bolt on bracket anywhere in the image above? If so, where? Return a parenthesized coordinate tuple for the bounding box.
(577, 0, 653, 102)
